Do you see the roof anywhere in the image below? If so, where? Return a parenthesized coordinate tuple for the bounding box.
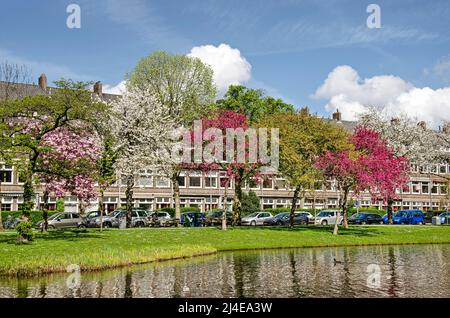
(0, 80, 120, 103)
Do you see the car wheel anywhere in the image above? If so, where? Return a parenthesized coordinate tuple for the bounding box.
(379, 221, 383, 225)
(103, 222, 112, 229)
(401, 221, 406, 225)
(361, 221, 366, 225)
(78, 224, 86, 229)
(48, 225, 55, 229)
(251, 221, 257, 226)
(136, 222, 145, 228)
(418, 221, 423, 225)
(276, 220, 283, 226)
(321, 220, 328, 226)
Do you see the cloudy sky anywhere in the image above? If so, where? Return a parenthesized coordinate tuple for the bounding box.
(1, 0, 450, 126)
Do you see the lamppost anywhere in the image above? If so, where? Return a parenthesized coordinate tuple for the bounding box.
(0, 172, 3, 230)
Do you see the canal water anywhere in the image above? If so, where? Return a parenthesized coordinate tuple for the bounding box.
(1, 244, 449, 298)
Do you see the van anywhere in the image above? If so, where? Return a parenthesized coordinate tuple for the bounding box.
(392, 209, 424, 225)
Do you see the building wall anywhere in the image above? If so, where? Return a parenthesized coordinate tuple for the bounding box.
(1, 164, 449, 213)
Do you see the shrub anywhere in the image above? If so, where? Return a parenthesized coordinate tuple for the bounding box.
(16, 221, 34, 243)
(241, 191, 260, 214)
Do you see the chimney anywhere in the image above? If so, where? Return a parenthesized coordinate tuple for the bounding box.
(38, 74, 47, 91)
(390, 118, 400, 125)
(93, 81, 103, 96)
(418, 121, 427, 130)
(332, 109, 342, 121)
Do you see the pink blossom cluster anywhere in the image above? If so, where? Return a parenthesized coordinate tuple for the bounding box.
(315, 126, 409, 202)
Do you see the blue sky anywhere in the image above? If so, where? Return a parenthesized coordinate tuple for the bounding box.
(1, 0, 450, 123)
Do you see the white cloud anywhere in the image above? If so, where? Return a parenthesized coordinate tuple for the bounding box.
(313, 65, 450, 127)
(103, 80, 127, 95)
(424, 56, 450, 83)
(188, 43, 252, 96)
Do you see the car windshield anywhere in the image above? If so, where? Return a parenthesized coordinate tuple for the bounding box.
(275, 213, 288, 219)
(48, 213, 61, 220)
(246, 213, 259, 218)
(317, 211, 333, 217)
(396, 211, 407, 217)
(350, 213, 363, 219)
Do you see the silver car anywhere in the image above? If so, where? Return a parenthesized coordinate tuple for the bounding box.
(92, 209, 150, 228)
(36, 212, 83, 229)
(241, 212, 273, 226)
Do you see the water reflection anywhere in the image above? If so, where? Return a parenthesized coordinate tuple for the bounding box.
(1, 245, 449, 298)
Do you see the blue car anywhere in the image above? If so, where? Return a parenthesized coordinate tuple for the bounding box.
(180, 212, 206, 227)
(392, 210, 425, 225)
(439, 212, 450, 225)
(382, 212, 396, 224)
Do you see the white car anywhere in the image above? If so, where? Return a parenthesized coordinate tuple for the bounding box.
(314, 210, 342, 225)
(241, 212, 273, 226)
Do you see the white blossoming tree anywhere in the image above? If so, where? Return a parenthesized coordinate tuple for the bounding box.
(359, 107, 438, 166)
(111, 87, 175, 228)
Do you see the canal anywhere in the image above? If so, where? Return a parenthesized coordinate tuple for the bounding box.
(1, 244, 449, 298)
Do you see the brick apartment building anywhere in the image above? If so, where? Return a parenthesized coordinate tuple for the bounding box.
(1, 75, 449, 213)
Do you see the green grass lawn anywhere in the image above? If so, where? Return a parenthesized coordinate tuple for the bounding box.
(1, 225, 450, 277)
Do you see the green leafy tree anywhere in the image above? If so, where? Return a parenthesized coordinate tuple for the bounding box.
(241, 191, 260, 214)
(258, 108, 350, 228)
(127, 51, 217, 223)
(216, 85, 294, 123)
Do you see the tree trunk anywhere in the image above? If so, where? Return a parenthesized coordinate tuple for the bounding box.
(222, 179, 229, 230)
(387, 198, 394, 225)
(290, 185, 301, 228)
(333, 188, 342, 235)
(22, 171, 34, 217)
(99, 188, 105, 232)
(125, 175, 134, 228)
(172, 173, 181, 226)
(42, 190, 49, 232)
(232, 178, 243, 226)
(342, 188, 349, 229)
(0, 180, 3, 231)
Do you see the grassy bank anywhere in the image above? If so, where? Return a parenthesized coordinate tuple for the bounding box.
(1, 225, 450, 277)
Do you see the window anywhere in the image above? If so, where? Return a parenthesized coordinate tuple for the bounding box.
(262, 178, 273, 189)
(440, 165, 447, 174)
(138, 175, 152, 187)
(0, 170, 12, 183)
(177, 176, 186, 187)
(219, 177, 232, 189)
(431, 184, 439, 194)
(205, 176, 217, 188)
(412, 182, 420, 193)
(248, 178, 259, 189)
(421, 183, 429, 194)
(155, 177, 170, 188)
(1, 204, 11, 211)
(189, 176, 201, 188)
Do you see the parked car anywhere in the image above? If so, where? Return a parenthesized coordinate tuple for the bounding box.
(241, 212, 273, 226)
(180, 212, 206, 227)
(348, 212, 383, 225)
(263, 212, 289, 226)
(392, 209, 425, 225)
(423, 211, 442, 224)
(78, 211, 101, 228)
(36, 212, 83, 229)
(148, 211, 172, 227)
(264, 212, 308, 226)
(203, 210, 233, 226)
(92, 208, 150, 228)
(439, 212, 450, 225)
(314, 210, 342, 226)
(2, 215, 20, 229)
(382, 212, 397, 224)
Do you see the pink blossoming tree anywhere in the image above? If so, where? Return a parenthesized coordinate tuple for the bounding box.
(315, 126, 409, 235)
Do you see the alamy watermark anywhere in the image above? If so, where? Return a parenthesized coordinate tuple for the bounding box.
(169, 120, 279, 174)
(367, 4, 381, 29)
(66, 4, 81, 29)
(66, 264, 81, 289)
